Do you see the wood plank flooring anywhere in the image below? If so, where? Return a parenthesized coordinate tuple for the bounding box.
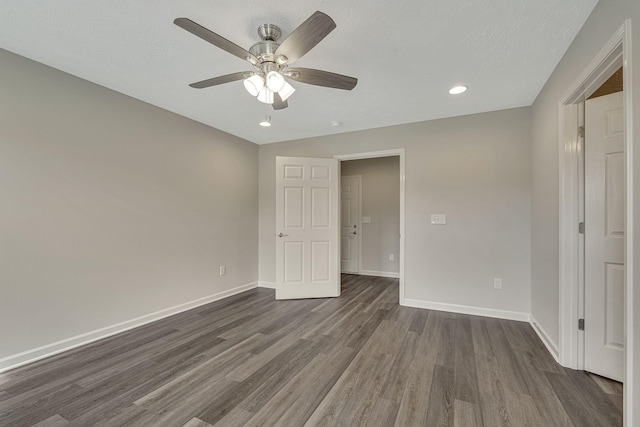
(0, 274, 623, 426)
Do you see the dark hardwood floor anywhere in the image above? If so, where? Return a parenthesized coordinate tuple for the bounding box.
(0, 274, 623, 426)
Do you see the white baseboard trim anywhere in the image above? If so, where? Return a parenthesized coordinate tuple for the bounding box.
(358, 270, 400, 279)
(0, 281, 258, 373)
(403, 298, 530, 322)
(258, 281, 276, 289)
(530, 315, 560, 363)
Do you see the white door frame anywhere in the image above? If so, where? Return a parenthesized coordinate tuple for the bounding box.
(335, 149, 406, 305)
(558, 20, 633, 423)
(341, 175, 362, 274)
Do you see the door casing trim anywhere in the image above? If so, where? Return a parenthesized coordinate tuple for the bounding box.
(557, 20, 633, 424)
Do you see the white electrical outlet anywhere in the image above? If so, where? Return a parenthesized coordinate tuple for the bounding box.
(389, 254, 394, 261)
(431, 214, 446, 225)
(219, 266, 226, 276)
(494, 278, 502, 289)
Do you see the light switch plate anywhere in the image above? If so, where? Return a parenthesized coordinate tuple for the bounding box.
(362, 216, 371, 223)
(431, 214, 446, 225)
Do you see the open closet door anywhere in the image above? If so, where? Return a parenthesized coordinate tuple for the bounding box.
(584, 91, 625, 381)
(275, 156, 340, 299)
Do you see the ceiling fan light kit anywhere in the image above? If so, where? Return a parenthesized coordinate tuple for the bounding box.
(257, 86, 274, 104)
(278, 81, 295, 101)
(242, 68, 291, 105)
(266, 71, 285, 92)
(174, 11, 358, 115)
(243, 74, 264, 96)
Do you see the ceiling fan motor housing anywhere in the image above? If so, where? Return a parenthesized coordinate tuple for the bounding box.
(249, 40, 279, 63)
(249, 24, 283, 65)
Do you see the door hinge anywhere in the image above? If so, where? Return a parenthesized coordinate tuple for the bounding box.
(578, 319, 585, 331)
(578, 126, 585, 137)
(578, 222, 585, 234)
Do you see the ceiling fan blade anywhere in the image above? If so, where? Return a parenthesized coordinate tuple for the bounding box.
(288, 68, 357, 90)
(189, 72, 247, 89)
(275, 11, 336, 64)
(174, 18, 257, 63)
(272, 93, 288, 110)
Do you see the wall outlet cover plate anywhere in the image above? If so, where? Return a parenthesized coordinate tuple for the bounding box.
(431, 214, 446, 225)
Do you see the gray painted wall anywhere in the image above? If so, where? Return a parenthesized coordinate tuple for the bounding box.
(0, 48, 259, 362)
(259, 107, 532, 314)
(530, 0, 639, 419)
(341, 157, 400, 274)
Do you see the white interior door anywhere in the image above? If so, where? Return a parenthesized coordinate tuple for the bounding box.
(584, 91, 624, 382)
(341, 175, 360, 274)
(275, 156, 340, 300)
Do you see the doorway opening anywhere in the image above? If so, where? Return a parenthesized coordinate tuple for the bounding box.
(335, 149, 406, 305)
(557, 20, 633, 422)
(340, 157, 400, 278)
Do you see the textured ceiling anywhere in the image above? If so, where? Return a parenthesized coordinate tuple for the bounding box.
(0, 0, 598, 144)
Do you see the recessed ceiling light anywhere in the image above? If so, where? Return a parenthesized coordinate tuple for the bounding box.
(449, 85, 467, 95)
(331, 121, 343, 127)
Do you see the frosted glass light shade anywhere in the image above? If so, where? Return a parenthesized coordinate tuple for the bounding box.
(266, 71, 285, 92)
(243, 74, 264, 96)
(278, 81, 296, 101)
(257, 87, 274, 104)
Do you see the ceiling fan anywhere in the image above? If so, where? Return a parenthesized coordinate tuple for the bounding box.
(174, 11, 358, 111)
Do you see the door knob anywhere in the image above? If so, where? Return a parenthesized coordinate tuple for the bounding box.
(353, 231, 357, 235)
(277, 232, 288, 237)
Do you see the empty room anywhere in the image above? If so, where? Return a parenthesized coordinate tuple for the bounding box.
(1, 0, 639, 426)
